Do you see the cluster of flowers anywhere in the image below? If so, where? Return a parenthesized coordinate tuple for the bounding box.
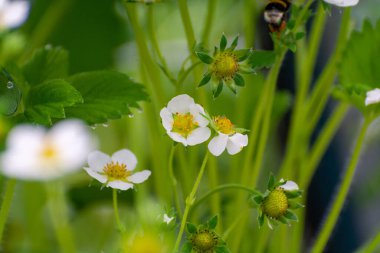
(160, 94, 248, 156)
(0, 120, 151, 190)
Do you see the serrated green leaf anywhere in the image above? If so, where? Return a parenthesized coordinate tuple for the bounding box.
(196, 52, 214, 64)
(23, 46, 69, 85)
(207, 215, 218, 229)
(64, 71, 148, 125)
(199, 72, 212, 87)
(24, 79, 83, 125)
(339, 20, 380, 89)
(332, 84, 369, 113)
(248, 50, 276, 69)
(186, 222, 197, 234)
(220, 34, 227, 51)
(284, 210, 298, 221)
(233, 74, 245, 87)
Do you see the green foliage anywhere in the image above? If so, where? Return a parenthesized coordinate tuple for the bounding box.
(65, 70, 148, 125)
(335, 20, 380, 117)
(23, 46, 69, 85)
(4, 45, 148, 125)
(0, 68, 22, 116)
(24, 79, 82, 125)
(248, 50, 276, 70)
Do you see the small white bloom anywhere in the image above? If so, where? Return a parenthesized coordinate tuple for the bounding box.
(365, 88, 380, 106)
(160, 94, 211, 146)
(163, 213, 174, 224)
(323, 0, 359, 7)
(84, 149, 151, 191)
(281, 180, 299, 191)
(207, 116, 248, 156)
(0, 119, 95, 180)
(0, 0, 30, 29)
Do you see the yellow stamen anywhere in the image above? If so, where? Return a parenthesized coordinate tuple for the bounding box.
(172, 112, 198, 137)
(213, 116, 235, 135)
(211, 52, 239, 81)
(103, 162, 131, 180)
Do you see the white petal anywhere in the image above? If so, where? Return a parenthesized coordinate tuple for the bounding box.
(1, 0, 29, 28)
(107, 180, 134, 190)
(189, 104, 209, 127)
(167, 94, 194, 114)
(6, 124, 45, 151)
(365, 88, 380, 106)
(167, 132, 188, 146)
(163, 214, 174, 224)
(160, 107, 174, 131)
(112, 149, 137, 171)
(87, 151, 110, 172)
(83, 167, 107, 183)
(323, 0, 359, 7)
(281, 180, 299, 191)
(128, 170, 151, 184)
(50, 120, 96, 172)
(208, 134, 228, 156)
(226, 133, 248, 155)
(186, 127, 211, 146)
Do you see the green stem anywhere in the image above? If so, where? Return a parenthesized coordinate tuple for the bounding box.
(300, 103, 349, 188)
(46, 182, 75, 253)
(311, 118, 371, 253)
(305, 8, 351, 137)
(173, 152, 209, 253)
(0, 179, 16, 244)
(356, 229, 380, 253)
(192, 184, 260, 211)
(279, 2, 327, 178)
(147, 6, 177, 86)
(178, 0, 196, 53)
(206, 157, 222, 232)
(243, 0, 257, 47)
(201, 0, 217, 45)
(113, 189, 125, 233)
(168, 144, 182, 217)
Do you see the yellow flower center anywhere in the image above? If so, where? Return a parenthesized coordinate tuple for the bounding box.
(262, 188, 288, 219)
(191, 229, 218, 252)
(172, 112, 198, 137)
(211, 52, 239, 81)
(213, 116, 235, 135)
(40, 140, 58, 162)
(103, 162, 131, 180)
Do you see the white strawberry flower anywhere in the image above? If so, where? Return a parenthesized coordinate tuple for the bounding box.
(0, 119, 95, 180)
(207, 116, 248, 156)
(323, 0, 359, 7)
(0, 0, 30, 29)
(280, 180, 299, 191)
(160, 94, 211, 146)
(365, 88, 380, 106)
(84, 149, 151, 191)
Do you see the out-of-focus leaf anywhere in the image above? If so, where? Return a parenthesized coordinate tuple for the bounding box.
(24, 79, 83, 125)
(0, 68, 22, 116)
(248, 50, 276, 69)
(65, 70, 148, 125)
(23, 46, 69, 85)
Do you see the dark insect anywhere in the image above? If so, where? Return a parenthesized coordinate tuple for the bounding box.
(0, 68, 22, 116)
(264, 0, 291, 33)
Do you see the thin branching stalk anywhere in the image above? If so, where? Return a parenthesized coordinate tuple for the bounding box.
(0, 179, 16, 244)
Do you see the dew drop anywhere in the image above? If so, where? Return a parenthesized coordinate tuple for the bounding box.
(128, 114, 134, 118)
(7, 81, 14, 89)
(102, 123, 109, 128)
